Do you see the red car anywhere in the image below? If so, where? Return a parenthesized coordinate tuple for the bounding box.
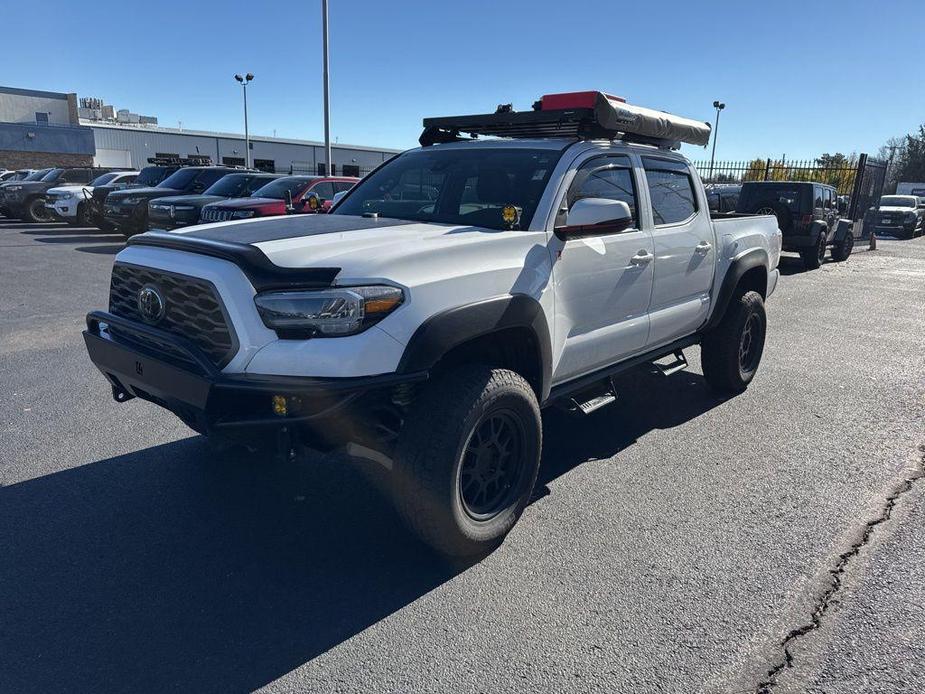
(199, 175, 357, 223)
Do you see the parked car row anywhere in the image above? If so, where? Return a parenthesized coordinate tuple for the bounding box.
(0, 157, 360, 235)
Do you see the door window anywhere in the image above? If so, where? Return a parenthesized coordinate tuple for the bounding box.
(813, 186, 824, 209)
(642, 157, 698, 226)
(561, 154, 638, 227)
(309, 181, 335, 200)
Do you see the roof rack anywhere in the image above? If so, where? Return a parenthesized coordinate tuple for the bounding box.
(420, 91, 712, 150)
(146, 155, 213, 166)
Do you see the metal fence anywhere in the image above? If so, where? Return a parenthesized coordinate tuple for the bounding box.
(694, 154, 887, 222)
(287, 164, 378, 177)
(693, 158, 861, 194)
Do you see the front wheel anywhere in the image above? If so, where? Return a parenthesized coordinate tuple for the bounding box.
(394, 366, 542, 557)
(23, 198, 53, 223)
(701, 290, 767, 394)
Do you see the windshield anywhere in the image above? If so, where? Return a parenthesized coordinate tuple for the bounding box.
(204, 173, 259, 197)
(135, 166, 172, 187)
(40, 168, 65, 182)
(250, 176, 315, 200)
(158, 168, 199, 189)
(23, 169, 52, 181)
(333, 148, 559, 230)
(89, 172, 118, 187)
(879, 195, 916, 208)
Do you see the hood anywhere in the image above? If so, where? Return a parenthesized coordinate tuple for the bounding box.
(150, 194, 223, 208)
(170, 213, 542, 285)
(208, 196, 284, 210)
(109, 186, 181, 201)
(48, 185, 93, 196)
(11, 180, 54, 192)
(879, 206, 917, 213)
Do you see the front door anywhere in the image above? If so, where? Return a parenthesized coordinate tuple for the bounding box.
(641, 156, 716, 346)
(550, 152, 655, 384)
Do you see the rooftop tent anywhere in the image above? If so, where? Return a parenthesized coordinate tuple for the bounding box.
(421, 90, 712, 149)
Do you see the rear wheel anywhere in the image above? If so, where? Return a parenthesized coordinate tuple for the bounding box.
(831, 231, 854, 261)
(701, 290, 767, 394)
(394, 365, 541, 557)
(800, 232, 826, 270)
(23, 198, 53, 223)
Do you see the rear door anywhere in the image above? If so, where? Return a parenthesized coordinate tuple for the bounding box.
(642, 156, 716, 346)
(550, 151, 655, 383)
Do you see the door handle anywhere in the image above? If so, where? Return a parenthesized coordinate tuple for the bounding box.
(695, 241, 712, 255)
(629, 250, 653, 266)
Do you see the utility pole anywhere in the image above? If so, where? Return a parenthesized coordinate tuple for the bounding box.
(707, 100, 725, 182)
(234, 73, 254, 168)
(322, 0, 332, 176)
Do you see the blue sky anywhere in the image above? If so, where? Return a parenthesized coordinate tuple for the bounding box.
(5, 0, 923, 162)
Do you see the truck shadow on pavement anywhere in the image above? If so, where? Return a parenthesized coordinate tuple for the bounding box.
(0, 369, 728, 692)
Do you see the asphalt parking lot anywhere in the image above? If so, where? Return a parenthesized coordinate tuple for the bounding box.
(1, 219, 923, 693)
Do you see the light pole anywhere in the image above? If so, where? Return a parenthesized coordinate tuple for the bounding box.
(234, 73, 254, 168)
(708, 100, 725, 182)
(321, 0, 332, 176)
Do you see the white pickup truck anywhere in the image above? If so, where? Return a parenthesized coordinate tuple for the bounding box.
(84, 91, 781, 556)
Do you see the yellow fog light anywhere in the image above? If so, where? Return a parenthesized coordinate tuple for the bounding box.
(501, 204, 519, 228)
(271, 395, 288, 417)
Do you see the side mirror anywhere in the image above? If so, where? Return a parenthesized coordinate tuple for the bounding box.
(555, 198, 633, 239)
(331, 190, 347, 207)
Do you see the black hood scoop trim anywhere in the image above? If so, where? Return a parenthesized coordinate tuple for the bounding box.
(127, 231, 339, 291)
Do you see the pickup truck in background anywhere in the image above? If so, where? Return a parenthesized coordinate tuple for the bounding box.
(198, 175, 358, 223)
(2, 167, 113, 223)
(83, 91, 781, 557)
(870, 194, 924, 239)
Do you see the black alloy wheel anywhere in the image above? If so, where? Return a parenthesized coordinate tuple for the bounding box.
(459, 410, 528, 520)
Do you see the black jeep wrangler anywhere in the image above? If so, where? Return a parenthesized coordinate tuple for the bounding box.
(736, 181, 853, 270)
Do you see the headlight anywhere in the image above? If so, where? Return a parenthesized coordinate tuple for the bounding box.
(231, 210, 255, 219)
(120, 196, 142, 206)
(7, 185, 21, 192)
(254, 285, 404, 337)
(173, 204, 195, 211)
(905, 211, 917, 220)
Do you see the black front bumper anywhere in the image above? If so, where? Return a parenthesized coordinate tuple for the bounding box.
(83, 311, 426, 449)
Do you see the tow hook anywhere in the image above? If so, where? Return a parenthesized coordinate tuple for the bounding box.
(111, 384, 135, 403)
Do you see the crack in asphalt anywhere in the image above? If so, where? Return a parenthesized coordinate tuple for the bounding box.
(754, 444, 925, 693)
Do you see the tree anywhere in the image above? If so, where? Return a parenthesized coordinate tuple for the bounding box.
(879, 127, 925, 193)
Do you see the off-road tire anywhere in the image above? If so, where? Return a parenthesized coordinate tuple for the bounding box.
(800, 233, 826, 270)
(23, 197, 52, 224)
(701, 290, 767, 394)
(831, 231, 854, 262)
(394, 365, 542, 557)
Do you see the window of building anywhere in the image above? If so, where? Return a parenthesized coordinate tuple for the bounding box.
(35, 112, 49, 124)
(317, 163, 336, 176)
(643, 157, 698, 226)
(222, 156, 246, 167)
(155, 152, 180, 160)
(253, 158, 275, 173)
(342, 164, 360, 177)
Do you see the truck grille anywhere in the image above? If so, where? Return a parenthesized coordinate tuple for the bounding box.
(200, 208, 234, 223)
(108, 263, 237, 368)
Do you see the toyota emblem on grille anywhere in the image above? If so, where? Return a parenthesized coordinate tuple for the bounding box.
(137, 285, 166, 324)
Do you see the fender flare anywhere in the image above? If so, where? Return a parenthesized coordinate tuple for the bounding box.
(396, 294, 553, 401)
(705, 248, 769, 331)
(810, 220, 829, 243)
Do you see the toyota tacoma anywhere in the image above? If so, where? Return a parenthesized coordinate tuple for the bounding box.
(84, 91, 781, 556)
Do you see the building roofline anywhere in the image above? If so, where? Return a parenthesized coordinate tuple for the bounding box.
(0, 85, 72, 100)
(81, 120, 404, 153)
